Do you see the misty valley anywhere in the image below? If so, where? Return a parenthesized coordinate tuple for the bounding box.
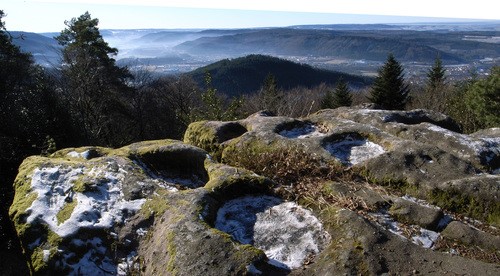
(12, 22, 500, 82)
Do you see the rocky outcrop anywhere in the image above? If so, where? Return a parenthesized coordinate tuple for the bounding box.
(182, 106, 500, 273)
(9, 106, 500, 275)
(185, 106, 499, 226)
(8, 140, 333, 275)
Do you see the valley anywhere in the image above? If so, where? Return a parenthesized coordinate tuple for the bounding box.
(12, 22, 499, 82)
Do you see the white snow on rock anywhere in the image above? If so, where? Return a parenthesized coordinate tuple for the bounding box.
(412, 229, 440, 248)
(325, 135, 385, 166)
(67, 150, 91, 159)
(215, 195, 330, 269)
(26, 164, 146, 238)
(367, 210, 440, 249)
(279, 123, 327, 139)
(427, 124, 500, 163)
(65, 237, 116, 275)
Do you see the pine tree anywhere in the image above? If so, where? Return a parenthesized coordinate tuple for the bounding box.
(56, 12, 133, 146)
(196, 71, 244, 121)
(320, 89, 335, 109)
(368, 54, 410, 110)
(420, 56, 449, 112)
(332, 78, 353, 108)
(259, 73, 282, 114)
(426, 56, 447, 90)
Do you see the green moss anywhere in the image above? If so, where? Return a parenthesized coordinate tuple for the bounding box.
(428, 188, 500, 227)
(140, 190, 171, 219)
(9, 156, 50, 236)
(72, 176, 96, 193)
(183, 121, 221, 160)
(56, 201, 77, 225)
(31, 247, 49, 272)
(166, 231, 177, 275)
(51, 146, 112, 159)
(113, 139, 179, 158)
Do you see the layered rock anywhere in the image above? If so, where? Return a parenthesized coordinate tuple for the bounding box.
(9, 106, 500, 275)
(182, 106, 500, 273)
(185, 106, 499, 226)
(9, 140, 332, 275)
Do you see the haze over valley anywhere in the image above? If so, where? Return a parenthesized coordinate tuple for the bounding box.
(12, 21, 500, 84)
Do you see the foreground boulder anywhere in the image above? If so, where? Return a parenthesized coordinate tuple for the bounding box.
(9, 140, 334, 274)
(185, 106, 500, 226)
(9, 106, 500, 275)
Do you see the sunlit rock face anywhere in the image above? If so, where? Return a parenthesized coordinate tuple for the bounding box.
(10, 106, 500, 275)
(9, 140, 213, 275)
(185, 106, 499, 211)
(215, 195, 330, 270)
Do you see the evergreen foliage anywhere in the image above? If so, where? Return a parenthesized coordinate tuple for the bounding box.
(426, 56, 447, 90)
(450, 66, 500, 133)
(55, 12, 134, 146)
(195, 72, 244, 121)
(328, 78, 353, 108)
(258, 73, 283, 114)
(368, 54, 410, 110)
(419, 56, 449, 112)
(189, 54, 371, 96)
(320, 89, 335, 109)
(463, 66, 499, 129)
(0, 11, 61, 272)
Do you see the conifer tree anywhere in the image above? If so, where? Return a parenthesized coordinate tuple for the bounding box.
(426, 56, 447, 90)
(368, 54, 409, 110)
(196, 71, 244, 121)
(321, 78, 353, 109)
(332, 78, 353, 108)
(259, 73, 282, 114)
(419, 56, 449, 112)
(56, 12, 133, 146)
(320, 89, 335, 109)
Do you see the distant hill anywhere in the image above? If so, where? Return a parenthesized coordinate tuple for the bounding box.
(175, 28, 466, 64)
(186, 54, 372, 97)
(10, 31, 60, 66)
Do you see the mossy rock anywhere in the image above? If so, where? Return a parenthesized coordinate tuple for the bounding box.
(183, 121, 248, 161)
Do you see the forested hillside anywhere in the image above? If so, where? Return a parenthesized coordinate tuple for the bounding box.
(187, 54, 372, 96)
(175, 28, 468, 63)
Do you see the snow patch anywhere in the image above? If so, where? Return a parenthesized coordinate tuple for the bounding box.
(427, 125, 500, 164)
(412, 229, 440, 248)
(246, 263, 262, 275)
(401, 195, 440, 210)
(67, 150, 91, 159)
(26, 164, 146, 237)
(368, 210, 440, 249)
(117, 251, 139, 276)
(215, 195, 330, 269)
(43, 249, 51, 262)
(325, 135, 385, 166)
(279, 123, 327, 139)
(66, 237, 116, 275)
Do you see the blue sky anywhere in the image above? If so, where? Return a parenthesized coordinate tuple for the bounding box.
(2, 0, 499, 32)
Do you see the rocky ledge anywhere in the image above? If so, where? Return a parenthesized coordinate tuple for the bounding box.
(9, 106, 500, 275)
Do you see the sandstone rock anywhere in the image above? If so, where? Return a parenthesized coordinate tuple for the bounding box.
(9, 140, 215, 274)
(442, 221, 500, 252)
(9, 139, 333, 275)
(184, 107, 500, 226)
(303, 208, 500, 275)
(388, 198, 444, 230)
(10, 107, 500, 275)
